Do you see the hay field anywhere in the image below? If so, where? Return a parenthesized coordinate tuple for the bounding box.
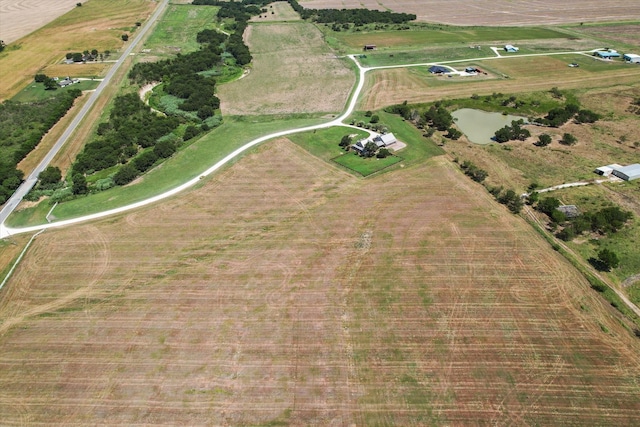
(0, 0, 155, 100)
(1, 140, 639, 424)
(0, 0, 79, 44)
(217, 22, 354, 116)
(299, 0, 640, 26)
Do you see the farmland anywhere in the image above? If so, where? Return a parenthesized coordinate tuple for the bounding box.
(0, 0, 155, 101)
(2, 0, 640, 424)
(299, 0, 640, 26)
(2, 140, 640, 424)
(0, 0, 80, 44)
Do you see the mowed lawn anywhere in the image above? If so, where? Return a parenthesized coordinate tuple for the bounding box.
(217, 22, 355, 116)
(1, 140, 639, 424)
(0, 0, 155, 100)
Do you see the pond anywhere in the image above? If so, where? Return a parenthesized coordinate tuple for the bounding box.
(452, 108, 529, 144)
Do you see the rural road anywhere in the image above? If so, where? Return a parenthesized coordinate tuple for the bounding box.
(0, 48, 606, 238)
(0, 0, 170, 227)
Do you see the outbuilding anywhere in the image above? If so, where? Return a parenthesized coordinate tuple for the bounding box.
(612, 164, 640, 181)
(594, 50, 621, 59)
(504, 44, 519, 53)
(373, 133, 397, 148)
(363, 44, 377, 51)
(594, 164, 623, 176)
(429, 65, 450, 74)
(623, 53, 640, 63)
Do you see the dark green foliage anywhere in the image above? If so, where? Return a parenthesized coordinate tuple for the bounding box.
(460, 160, 487, 183)
(445, 127, 462, 140)
(575, 109, 600, 124)
(536, 133, 552, 146)
(282, 0, 416, 23)
(121, 34, 129, 42)
(196, 29, 227, 46)
(38, 166, 62, 188)
(423, 105, 453, 131)
(132, 150, 159, 173)
(385, 101, 411, 120)
(362, 141, 378, 158)
(34, 74, 48, 83)
(71, 174, 88, 195)
(497, 189, 523, 213)
(535, 104, 579, 127)
(0, 40, 4, 53)
(370, 114, 379, 124)
(560, 133, 577, 146)
(588, 206, 632, 234)
(494, 119, 530, 142)
(536, 197, 561, 216)
(339, 134, 352, 147)
(44, 78, 58, 90)
(154, 139, 177, 159)
(183, 125, 201, 141)
(595, 249, 620, 271)
(376, 148, 391, 158)
(113, 164, 139, 186)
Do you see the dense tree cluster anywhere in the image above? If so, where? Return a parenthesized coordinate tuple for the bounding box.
(72, 94, 179, 176)
(533, 103, 599, 127)
(286, 0, 415, 24)
(494, 119, 530, 143)
(422, 105, 453, 131)
(459, 160, 487, 183)
(0, 90, 81, 204)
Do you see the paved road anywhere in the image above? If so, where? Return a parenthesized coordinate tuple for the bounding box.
(0, 0, 169, 227)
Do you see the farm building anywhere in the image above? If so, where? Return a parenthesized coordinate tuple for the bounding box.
(612, 164, 640, 181)
(594, 164, 623, 176)
(504, 45, 519, 53)
(429, 65, 450, 74)
(373, 133, 397, 148)
(363, 44, 377, 51)
(623, 53, 640, 63)
(594, 50, 621, 59)
(557, 205, 580, 218)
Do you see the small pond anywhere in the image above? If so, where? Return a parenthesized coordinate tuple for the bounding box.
(452, 108, 529, 144)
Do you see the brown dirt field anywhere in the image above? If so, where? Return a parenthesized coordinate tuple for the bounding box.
(1, 139, 640, 424)
(299, 0, 640, 26)
(359, 59, 640, 111)
(0, 0, 80, 44)
(217, 22, 354, 116)
(0, 0, 155, 101)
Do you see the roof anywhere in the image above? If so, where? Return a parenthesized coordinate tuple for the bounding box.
(557, 205, 580, 218)
(429, 65, 450, 74)
(614, 164, 640, 179)
(595, 51, 621, 57)
(375, 133, 397, 146)
(624, 53, 640, 58)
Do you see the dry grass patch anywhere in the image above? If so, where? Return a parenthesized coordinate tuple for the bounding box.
(0, 0, 80, 44)
(217, 22, 354, 116)
(0, 0, 155, 100)
(250, 1, 301, 22)
(1, 139, 639, 424)
(299, 0, 640, 25)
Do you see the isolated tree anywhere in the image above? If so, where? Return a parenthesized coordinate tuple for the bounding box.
(72, 52, 83, 62)
(91, 49, 98, 57)
(0, 40, 5, 52)
(34, 73, 48, 83)
(446, 127, 462, 140)
(44, 77, 58, 90)
(376, 148, 390, 158)
(370, 114, 379, 124)
(121, 34, 129, 42)
(339, 134, 352, 147)
(536, 133, 552, 147)
(72, 174, 87, 195)
(597, 248, 619, 271)
(560, 133, 577, 146)
(76, 2, 82, 6)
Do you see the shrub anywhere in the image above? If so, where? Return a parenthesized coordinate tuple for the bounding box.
(560, 133, 577, 146)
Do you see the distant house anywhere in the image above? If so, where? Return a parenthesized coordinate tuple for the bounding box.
(429, 65, 450, 74)
(363, 44, 377, 51)
(623, 53, 640, 63)
(612, 164, 640, 181)
(594, 50, 621, 59)
(352, 133, 397, 153)
(57, 77, 79, 88)
(504, 44, 519, 53)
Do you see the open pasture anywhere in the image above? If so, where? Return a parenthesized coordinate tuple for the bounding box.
(1, 139, 640, 424)
(299, 0, 640, 26)
(143, 4, 220, 58)
(0, 0, 155, 100)
(216, 22, 354, 116)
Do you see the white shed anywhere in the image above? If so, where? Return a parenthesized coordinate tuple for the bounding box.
(623, 53, 640, 63)
(595, 164, 622, 176)
(612, 164, 640, 181)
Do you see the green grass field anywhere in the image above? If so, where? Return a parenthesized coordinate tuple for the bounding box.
(11, 80, 100, 102)
(331, 26, 572, 51)
(356, 46, 494, 67)
(143, 4, 220, 57)
(333, 151, 402, 176)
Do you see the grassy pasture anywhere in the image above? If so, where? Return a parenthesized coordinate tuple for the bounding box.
(1, 141, 640, 424)
(143, 4, 220, 58)
(216, 22, 354, 116)
(0, 0, 155, 100)
(11, 80, 100, 102)
(331, 26, 572, 50)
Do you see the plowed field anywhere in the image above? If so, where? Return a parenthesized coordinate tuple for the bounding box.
(1, 139, 639, 425)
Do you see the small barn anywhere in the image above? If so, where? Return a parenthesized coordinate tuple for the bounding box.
(594, 50, 621, 59)
(504, 45, 519, 53)
(557, 205, 580, 218)
(612, 164, 640, 181)
(363, 44, 377, 51)
(429, 65, 450, 74)
(594, 164, 623, 176)
(373, 133, 397, 148)
(623, 53, 640, 63)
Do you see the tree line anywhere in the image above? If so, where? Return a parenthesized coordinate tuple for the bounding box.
(285, 0, 416, 24)
(0, 90, 82, 204)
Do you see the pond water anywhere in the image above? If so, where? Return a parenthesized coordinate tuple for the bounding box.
(452, 108, 529, 144)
